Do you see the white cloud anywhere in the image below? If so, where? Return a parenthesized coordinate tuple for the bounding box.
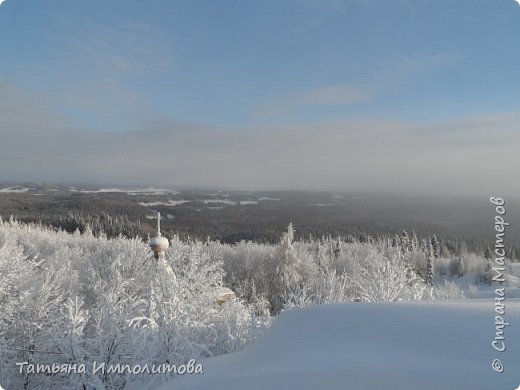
(258, 52, 457, 117)
(54, 22, 174, 75)
(3, 19, 175, 133)
(259, 84, 374, 116)
(298, 0, 346, 12)
(1, 83, 519, 197)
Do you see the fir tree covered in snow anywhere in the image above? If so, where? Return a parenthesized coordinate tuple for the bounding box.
(426, 244, 435, 287)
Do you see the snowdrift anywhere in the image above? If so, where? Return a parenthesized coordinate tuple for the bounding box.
(156, 300, 520, 390)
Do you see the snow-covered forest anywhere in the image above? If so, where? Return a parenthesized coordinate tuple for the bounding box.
(0, 217, 515, 389)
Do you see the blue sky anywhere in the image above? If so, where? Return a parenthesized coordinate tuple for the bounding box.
(1, 0, 520, 196)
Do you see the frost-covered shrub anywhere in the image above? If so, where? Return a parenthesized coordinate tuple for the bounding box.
(285, 270, 352, 308)
(349, 246, 428, 302)
(407, 249, 428, 279)
(209, 240, 275, 311)
(435, 257, 452, 277)
(462, 253, 487, 279)
(217, 225, 433, 311)
(467, 284, 479, 298)
(0, 219, 263, 390)
(434, 280, 465, 300)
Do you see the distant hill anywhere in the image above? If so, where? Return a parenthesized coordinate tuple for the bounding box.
(0, 183, 518, 249)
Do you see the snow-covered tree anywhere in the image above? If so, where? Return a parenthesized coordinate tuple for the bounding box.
(425, 244, 435, 286)
(481, 259, 493, 286)
(350, 246, 427, 302)
(431, 235, 440, 259)
(0, 219, 263, 389)
(399, 230, 410, 253)
(271, 223, 301, 313)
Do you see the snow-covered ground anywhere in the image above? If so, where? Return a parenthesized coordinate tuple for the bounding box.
(140, 198, 281, 208)
(70, 187, 178, 195)
(0, 186, 30, 193)
(140, 200, 191, 207)
(156, 300, 520, 390)
(203, 199, 238, 206)
(142, 198, 240, 207)
(239, 200, 259, 205)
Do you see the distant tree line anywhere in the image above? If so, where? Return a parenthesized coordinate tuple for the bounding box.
(4, 211, 517, 265)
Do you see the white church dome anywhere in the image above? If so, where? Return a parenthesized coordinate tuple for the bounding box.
(149, 212, 169, 259)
